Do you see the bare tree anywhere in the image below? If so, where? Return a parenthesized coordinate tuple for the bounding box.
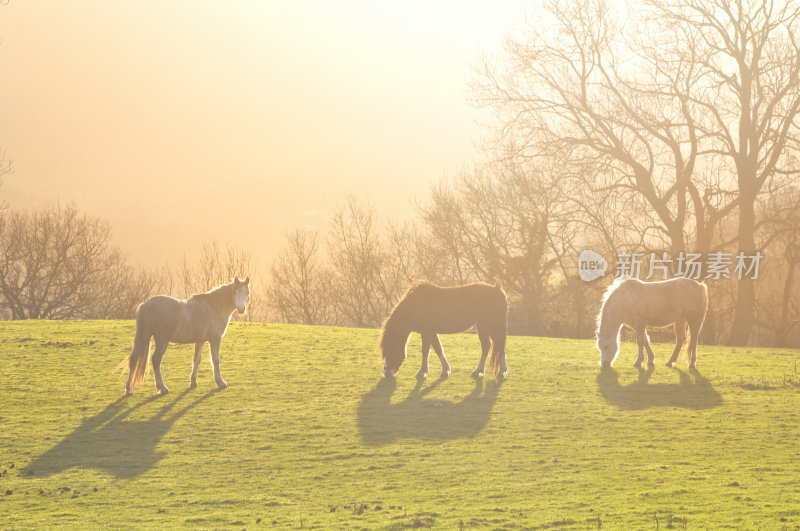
(327, 196, 394, 328)
(0, 204, 141, 319)
(647, 0, 800, 344)
(418, 161, 584, 334)
(474, 0, 800, 344)
(267, 228, 334, 325)
(178, 240, 256, 320)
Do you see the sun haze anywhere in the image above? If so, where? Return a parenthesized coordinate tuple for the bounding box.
(0, 1, 526, 266)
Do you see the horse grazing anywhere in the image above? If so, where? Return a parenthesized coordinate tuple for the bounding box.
(595, 277, 707, 369)
(116, 277, 250, 396)
(380, 281, 508, 379)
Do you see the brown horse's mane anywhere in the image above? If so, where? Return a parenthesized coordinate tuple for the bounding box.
(190, 282, 234, 312)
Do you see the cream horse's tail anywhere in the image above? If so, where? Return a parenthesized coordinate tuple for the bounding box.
(112, 308, 151, 395)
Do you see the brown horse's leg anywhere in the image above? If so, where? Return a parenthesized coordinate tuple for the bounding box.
(209, 336, 227, 389)
(416, 334, 432, 380)
(667, 318, 687, 368)
(152, 339, 170, 394)
(471, 330, 491, 378)
(643, 332, 656, 368)
(634, 328, 647, 368)
(190, 342, 204, 389)
(430, 334, 450, 378)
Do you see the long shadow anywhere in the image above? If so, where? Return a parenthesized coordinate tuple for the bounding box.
(24, 389, 216, 479)
(357, 376, 504, 446)
(597, 366, 722, 410)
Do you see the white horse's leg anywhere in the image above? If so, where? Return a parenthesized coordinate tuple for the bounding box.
(472, 330, 491, 378)
(667, 319, 687, 368)
(152, 339, 170, 394)
(190, 342, 204, 389)
(416, 335, 432, 379)
(634, 329, 646, 368)
(209, 337, 227, 389)
(431, 334, 451, 378)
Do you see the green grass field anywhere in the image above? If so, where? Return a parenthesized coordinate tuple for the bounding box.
(0, 320, 799, 529)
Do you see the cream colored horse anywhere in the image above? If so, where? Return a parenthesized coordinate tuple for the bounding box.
(596, 277, 707, 369)
(116, 277, 250, 395)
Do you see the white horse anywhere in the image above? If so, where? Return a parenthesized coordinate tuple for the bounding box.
(595, 277, 707, 369)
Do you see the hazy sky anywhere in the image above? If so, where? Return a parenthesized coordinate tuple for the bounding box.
(0, 1, 527, 268)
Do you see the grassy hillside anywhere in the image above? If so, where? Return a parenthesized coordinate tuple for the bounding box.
(0, 320, 798, 529)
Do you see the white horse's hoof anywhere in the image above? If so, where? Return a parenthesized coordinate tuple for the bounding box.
(157, 385, 170, 394)
(415, 369, 428, 379)
(440, 369, 450, 379)
(189, 380, 198, 389)
(215, 380, 227, 390)
(647, 361, 656, 368)
(633, 361, 643, 369)
(665, 361, 675, 368)
(471, 369, 484, 379)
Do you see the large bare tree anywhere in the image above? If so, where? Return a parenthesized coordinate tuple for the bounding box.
(474, 0, 800, 344)
(0, 204, 148, 319)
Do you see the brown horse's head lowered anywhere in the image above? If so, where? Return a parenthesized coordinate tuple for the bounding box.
(380, 281, 508, 379)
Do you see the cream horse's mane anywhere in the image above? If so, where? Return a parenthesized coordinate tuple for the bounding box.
(596, 276, 631, 329)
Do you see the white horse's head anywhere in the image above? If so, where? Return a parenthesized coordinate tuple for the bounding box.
(233, 276, 250, 314)
(596, 329, 619, 368)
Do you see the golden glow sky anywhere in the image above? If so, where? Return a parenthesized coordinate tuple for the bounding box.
(0, 1, 527, 267)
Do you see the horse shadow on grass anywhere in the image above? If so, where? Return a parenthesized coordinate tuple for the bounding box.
(24, 389, 216, 479)
(597, 366, 722, 410)
(357, 376, 504, 446)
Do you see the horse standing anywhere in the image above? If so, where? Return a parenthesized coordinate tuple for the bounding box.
(380, 281, 508, 379)
(117, 277, 250, 395)
(595, 277, 707, 369)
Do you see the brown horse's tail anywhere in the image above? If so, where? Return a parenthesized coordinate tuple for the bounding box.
(488, 335, 506, 375)
(488, 282, 508, 375)
(113, 308, 151, 395)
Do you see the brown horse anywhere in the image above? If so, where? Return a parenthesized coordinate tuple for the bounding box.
(380, 281, 508, 379)
(116, 277, 250, 396)
(596, 277, 707, 369)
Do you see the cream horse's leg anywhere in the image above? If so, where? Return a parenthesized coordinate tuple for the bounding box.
(687, 317, 701, 369)
(666, 319, 687, 368)
(152, 339, 170, 394)
(415, 334, 432, 379)
(208, 336, 227, 389)
(190, 341, 204, 389)
(431, 334, 451, 378)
